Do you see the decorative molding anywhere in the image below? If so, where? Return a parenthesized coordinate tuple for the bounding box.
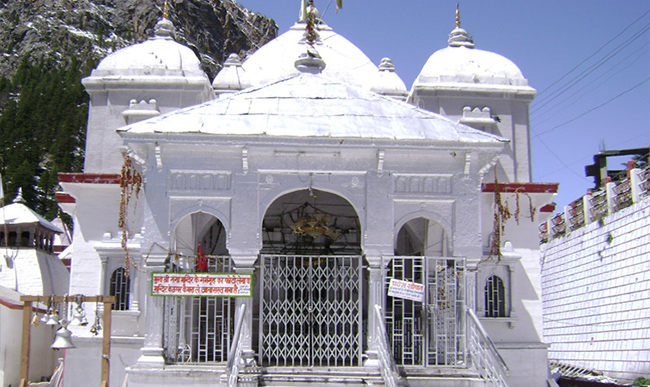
(394, 174, 452, 194)
(482, 182, 559, 193)
(58, 173, 121, 184)
(169, 170, 231, 191)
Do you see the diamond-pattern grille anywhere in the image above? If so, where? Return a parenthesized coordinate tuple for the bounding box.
(259, 255, 363, 367)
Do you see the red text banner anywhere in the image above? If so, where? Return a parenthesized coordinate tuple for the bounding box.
(151, 273, 252, 297)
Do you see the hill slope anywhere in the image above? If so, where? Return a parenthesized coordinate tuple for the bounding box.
(0, 0, 277, 219)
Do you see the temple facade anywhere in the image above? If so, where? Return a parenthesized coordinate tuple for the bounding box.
(56, 3, 557, 386)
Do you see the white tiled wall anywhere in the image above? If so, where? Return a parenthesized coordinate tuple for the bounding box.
(541, 198, 650, 382)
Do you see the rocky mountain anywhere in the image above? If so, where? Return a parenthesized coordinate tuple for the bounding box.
(0, 0, 278, 219)
(0, 0, 278, 80)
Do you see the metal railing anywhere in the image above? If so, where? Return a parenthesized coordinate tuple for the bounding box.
(567, 197, 585, 231)
(374, 305, 404, 387)
(224, 303, 247, 386)
(540, 166, 650, 242)
(466, 308, 509, 387)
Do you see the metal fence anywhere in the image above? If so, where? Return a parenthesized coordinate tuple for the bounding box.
(258, 255, 363, 367)
(385, 256, 467, 367)
(163, 256, 235, 363)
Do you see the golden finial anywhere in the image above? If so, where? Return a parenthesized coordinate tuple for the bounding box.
(163, 0, 170, 19)
(455, 3, 461, 29)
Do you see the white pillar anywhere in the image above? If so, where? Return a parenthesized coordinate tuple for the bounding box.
(136, 250, 167, 367)
(364, 255, 388, 367)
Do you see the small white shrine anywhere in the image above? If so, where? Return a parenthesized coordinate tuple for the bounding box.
(56, 2, 558, 386)
(0, 190, 70, 386)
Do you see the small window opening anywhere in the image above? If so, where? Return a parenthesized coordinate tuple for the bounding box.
(485, 275, 506, 317)
(110, 267, 130, 311)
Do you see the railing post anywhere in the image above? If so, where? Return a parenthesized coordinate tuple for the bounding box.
(19, 301, 32, 387)
(605, 181, 616, 216)
(583, 193, 592, 224)
(630, 168, 641, 203)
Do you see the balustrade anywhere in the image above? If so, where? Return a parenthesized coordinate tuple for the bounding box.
(541, 166, 649, 242)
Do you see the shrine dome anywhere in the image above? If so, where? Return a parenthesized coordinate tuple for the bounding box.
(241, 5, 377, 89)
(90, 18, 208, 79)
(412, 22, 531, 89)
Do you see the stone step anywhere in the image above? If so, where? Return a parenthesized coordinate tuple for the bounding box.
(256, 367, 486, 387)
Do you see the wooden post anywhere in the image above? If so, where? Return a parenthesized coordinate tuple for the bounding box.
(101, 300, 113, 387)
(19, 300, 32, 387)
(19, 296, 116, 387)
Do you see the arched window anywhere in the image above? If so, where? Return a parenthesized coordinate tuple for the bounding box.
(110, 268, 130, 311)
(484, 275, 506, 317)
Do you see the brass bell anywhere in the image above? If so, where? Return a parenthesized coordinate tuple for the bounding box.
(51, 326, 76, 350)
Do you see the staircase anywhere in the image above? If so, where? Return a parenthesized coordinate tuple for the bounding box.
(255, 367, 485, 387)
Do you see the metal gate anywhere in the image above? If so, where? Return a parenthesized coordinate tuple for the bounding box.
(259, 255, 363, 367)
(164, 256, 235, 363)
(385, 256, 466, 367)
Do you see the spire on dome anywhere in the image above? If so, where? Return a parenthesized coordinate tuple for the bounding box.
(155, 0, 175, 39)
(163, 0, 170, 19)
(13, 188, 26, 204)
(295, 49, 326, 74)
(448, 3, 475, 48)
(303, 0, 321, 46)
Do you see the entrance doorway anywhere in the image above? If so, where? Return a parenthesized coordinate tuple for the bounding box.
(258, 189, 363, 366)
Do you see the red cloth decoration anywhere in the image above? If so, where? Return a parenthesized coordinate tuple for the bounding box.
(196, 243, 208, 272)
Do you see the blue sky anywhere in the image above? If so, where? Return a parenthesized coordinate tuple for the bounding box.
(237, 0, 650, 209)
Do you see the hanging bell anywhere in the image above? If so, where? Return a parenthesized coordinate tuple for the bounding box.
(40, 311, 50, 324)
(31, 313, 40, 326)
(46, 311, 60, 326)
(51, 326, 76, 349)
(70, 307, 84, 326)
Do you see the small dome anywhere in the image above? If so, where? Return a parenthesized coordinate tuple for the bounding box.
(91, 18, 207, 79)
(212, 53, 251, 97)
(370, 58, 408, 100)
(413, 19, 529, 88)
(242, 22, 377, 89)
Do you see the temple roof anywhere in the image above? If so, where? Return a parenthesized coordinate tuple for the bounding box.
(0, 190, 62, 233)
(120, 69, 506, 145)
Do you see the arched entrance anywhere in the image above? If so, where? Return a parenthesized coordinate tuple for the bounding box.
(388, 217, 466, 366)
(258, 189, 364, 366)
(164, 212, 234, 363)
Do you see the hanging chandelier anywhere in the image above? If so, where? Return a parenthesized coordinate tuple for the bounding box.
(290, 213, 340, 239)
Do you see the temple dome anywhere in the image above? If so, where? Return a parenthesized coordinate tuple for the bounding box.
(241, 22, 377, 89)
(413, 22, 531, 89)
(90, 18, 207, 79)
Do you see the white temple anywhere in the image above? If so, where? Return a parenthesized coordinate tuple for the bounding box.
(54, 3, 559, 386)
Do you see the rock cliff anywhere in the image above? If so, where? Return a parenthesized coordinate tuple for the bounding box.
(0, 0, 278, 80)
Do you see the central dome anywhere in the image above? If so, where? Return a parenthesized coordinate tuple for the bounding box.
(242, 22, 377, 89)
